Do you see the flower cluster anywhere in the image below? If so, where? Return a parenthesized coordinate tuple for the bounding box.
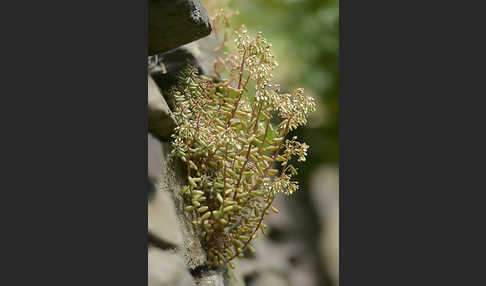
(169, 21, 316, 269)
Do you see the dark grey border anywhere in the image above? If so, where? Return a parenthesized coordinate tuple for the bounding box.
(0, 0, 148, 284)
(340, 0, 486, 285)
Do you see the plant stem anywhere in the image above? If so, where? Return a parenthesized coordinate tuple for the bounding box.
(233, 101, 263, 198)
(258, 120, 271, 154)
(226, 49, 248, 127)
(249, 117, 291, 193)
(226, 196, 275, 263)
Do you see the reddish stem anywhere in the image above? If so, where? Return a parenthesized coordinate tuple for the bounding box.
(233, 101, 263, 198)
(249, 117, 291, 194)
(225, 119, 292, 263)
(227, 49, 248, 126)
(226, 196, 275, 263)
(258, 120, 271, 155)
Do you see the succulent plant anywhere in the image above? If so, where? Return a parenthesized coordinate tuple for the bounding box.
(169, 11, 316, 269)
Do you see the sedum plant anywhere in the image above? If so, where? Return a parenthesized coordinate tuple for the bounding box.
(169, 12, 316, 269)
